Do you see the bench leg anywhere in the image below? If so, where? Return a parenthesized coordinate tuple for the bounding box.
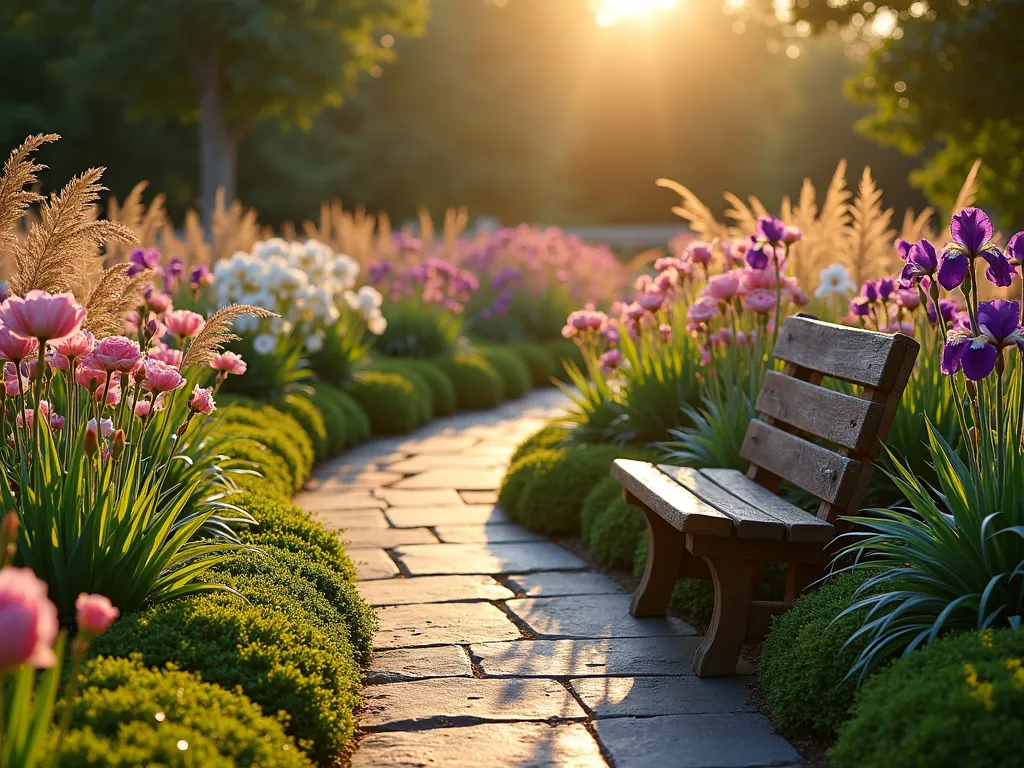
(692, 557, 755, 677)
(630, 505, 686, 618)
(784, 562, 822, 602)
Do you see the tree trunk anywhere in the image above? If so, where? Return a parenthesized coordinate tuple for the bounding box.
(197, 41, 238, 229)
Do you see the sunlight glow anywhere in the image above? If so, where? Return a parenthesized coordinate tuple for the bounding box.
(592, 0, 680, 27)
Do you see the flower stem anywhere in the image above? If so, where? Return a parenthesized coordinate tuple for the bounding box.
(49, 637, 87, 768)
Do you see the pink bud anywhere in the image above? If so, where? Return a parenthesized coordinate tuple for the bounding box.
(0, 567, 59, 670)
(75, 593, 119, 636)
(188, 385, 216, 415)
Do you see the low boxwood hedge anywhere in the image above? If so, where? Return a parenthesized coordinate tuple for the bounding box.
(499, 448, 566, 520)
(433, 354, 504, 410)
(509, 422, 571, 466)
(60, 656, 312, 767)
(347, 369, 429, 435)
(509, 342, 559, 388)
(223, 438, 293, 499)
(305, 382, 351, 456)
(374, 357, 457, 417)
(277, 393, 329, 461)
(581, 476, 623, 544)
(478, 346, 532, 401)
(89, 593, 360, 764)
(831, 628, 1024, 768)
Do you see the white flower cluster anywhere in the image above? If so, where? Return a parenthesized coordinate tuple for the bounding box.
(814, 263, 856, 299)
(213, 238, 387, 355)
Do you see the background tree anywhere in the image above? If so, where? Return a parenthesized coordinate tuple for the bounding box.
(10, 0, 428, 224)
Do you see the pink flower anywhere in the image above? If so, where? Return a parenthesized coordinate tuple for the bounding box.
(86, 417, 114, 438)
(148, 343, 183, 368)
(0, 567, 59, 671)
(74, 361, 107, 390)
(52, 330, 95, 360)
(146, 292, 173, 314)
(46, 349, 70, 370)
(686, 241, 714, 265)
(49, 413, 65, 431)
(561, 324, 576, 339)
(600, 349, 622, 370)
(209, 351, 247, 376)
(75, 593, 119, 636)
(164, 310, 205, 338)
(94, 383, 120, 406)
(0, 326, 39, 362)
(687, 298, 719, 324)
(896, 289, 921, 310)
(741, 267, 779, 293)
(142, 358, 185, 393)
(711, 328, 735, 346)
(625, 302, 646, 320)
(134, 399, 152, 418)
(743, 288, 777, 315)
(188, 385, 216, 414)
(0, 290, 86, 343)
(638, 292, 664, 312)
(659, 323, 673, 342)
(15, 409, 33, 429)
(654, 270, 679, 294)
(704, 271, 743, 301)
(93, 336, 142, 373)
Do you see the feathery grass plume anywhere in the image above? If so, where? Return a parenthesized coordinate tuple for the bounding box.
(0, 133, 60, 254)
(842, 166, 895, 286)
(900, 207, 936, 245)
(83, 264, 151, 336)
(9, 167, 137, 297)
(656, 178, 729, 241)
(181, 304, 276, 368)
(106, 181, 166, 260)
(949, 159, 982, 226)
(788, 162, 853, 290)
(280, 219, 297, 241)
(211, 188, 261, 263)
(723, 192, 760, 238)
(418, 206, 435, 250)
(442, 206, 469, 260)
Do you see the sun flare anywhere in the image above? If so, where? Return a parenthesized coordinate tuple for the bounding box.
(593, 0, 680, 27)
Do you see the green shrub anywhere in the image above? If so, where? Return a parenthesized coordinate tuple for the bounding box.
(277, 393, 329, 461)
(89, 594, 360, 763)
(513, 444, 655, 535)
(401, 358, 458, 416)
(222, 438, 292, 499)
(499, 448, 566, 519)
(509, 423, 571, 466)
(542, 338, 584, 381)
(510, 342, 559, 388)
(581, 476, 623, 544)
(221, 424, 308, 492)
(369, 358, 434, 424)
(376, 300, 462, 358)
(434, 354, 504, 410)
(478, 346, 532, 400)
(220, 400, 315, 473)
(589, 498, 646, 570)
(831, 629, 1024, 768)
(347, 370, 428, 435)
(760, 571, 875, 738)
(233, 492, 356, 582)
(211, 546, 375, 666)
(332, 386, 371, 445)
(306, 382, 350, 456)
(60, 656, 312, 768)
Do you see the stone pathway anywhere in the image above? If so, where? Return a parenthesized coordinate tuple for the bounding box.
(296, 389, 801, 768)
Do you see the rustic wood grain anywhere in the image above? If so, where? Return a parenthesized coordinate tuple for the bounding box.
(610, 460, 734, 537)
(773, 315, 911, 388)
(657, 464, 785, 540)
(700, 468, 834, 543)
(692, 556, 756, 678)
(740, 420, 862, 509)
(755, 370, 884, 453)
(625, 493, 689, 618)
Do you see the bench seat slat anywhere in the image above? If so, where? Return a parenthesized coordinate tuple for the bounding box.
(740, 420, 862, 509)
(657, 465, 784, 540)
(699, 468, 834, 543)
(611, 459, 734, 537)
(756, 370, 884, 453)
(774, 315, 912, 388)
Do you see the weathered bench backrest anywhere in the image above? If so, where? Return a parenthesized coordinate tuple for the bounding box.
(741, 314, 919, 524)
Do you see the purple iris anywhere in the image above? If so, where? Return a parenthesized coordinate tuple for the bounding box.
(1007, 231, 1024, 267)
(746, 237, 770, 270)
(895, 239, 913, 261)
(127, 247, 161, 277)
(167, 257, 185, 278)
(850, 297, 871, 317)
(899, 239, 938, 287)
(756, 216, 786, 243)
(942, 299, 1024, 380)
(926, 297, 959, 326)
(190, 265, 212, 288)
(943, 207, 1016, 288)
(860, 281, 878, 302)
(876, 278, 895, 301)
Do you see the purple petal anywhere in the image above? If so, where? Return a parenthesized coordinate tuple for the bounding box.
(941, 337, 970, 375)
(896, 238, 913, 261)
(951, 207, 993, 254)
(746, 240, 769, 270)
(912, 239, 938, 273)
(925, 298, 937, 325)
(978, 299, 1021, 343)
(937, 251, 968, 290)
(981, 247, 1016, 288)
(756, 216, 786, 243)
(960, 342, 998, 381)
(1008, 232, 1024, 266)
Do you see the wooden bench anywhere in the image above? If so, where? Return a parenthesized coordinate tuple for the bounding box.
(611, 314, 919, 677)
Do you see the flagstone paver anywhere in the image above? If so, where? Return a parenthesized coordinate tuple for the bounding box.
(386, 505, 509, 528)
(361, 678, 587, 731)
(357, 575, 514, 606)
(367, 646, 473, 684)
(298, 389, 799, 767)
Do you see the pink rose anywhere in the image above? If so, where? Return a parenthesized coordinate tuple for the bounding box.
(188, 385, 216, 415)
(134, 399, 153, 418)
(148, 343, 183, 369)
(93, 336, 142, 373)
(209, 351, 247, 376)
(0, 290, 86, 343)
(74, 361, 107, 390)
(0, 567, 59, 671)
(146, 292, 173, 314)
(142, 358, 185, 393)
(704, 271, 743, 301)
(52, 330, 95, 360)
(743, 288, 777, 315)
(75, 593, 119, 636)
(164, 310, 205, 338)
(0, 326, 39, 362)
(687, 298, 719, 324)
